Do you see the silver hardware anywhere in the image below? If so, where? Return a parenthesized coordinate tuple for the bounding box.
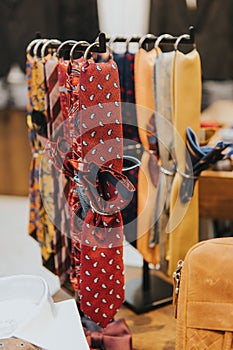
(176, 167, 198, 179)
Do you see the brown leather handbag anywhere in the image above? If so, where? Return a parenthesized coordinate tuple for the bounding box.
(174, 237, 233, 350)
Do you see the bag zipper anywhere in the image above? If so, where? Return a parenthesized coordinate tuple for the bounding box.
(173, 260, 184, 318)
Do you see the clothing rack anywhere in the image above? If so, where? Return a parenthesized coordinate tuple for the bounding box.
(27, 32, 107, 57)
(106, 26, 195, 50)
(26, 27, 195, 315)
(28, 26, 194, 58)
(68, 32, 107, 53)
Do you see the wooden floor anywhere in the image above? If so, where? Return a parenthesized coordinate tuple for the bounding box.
(117, 267, 176, 350)
(117, 303, 176, 350)
(54, 266, 177, 350)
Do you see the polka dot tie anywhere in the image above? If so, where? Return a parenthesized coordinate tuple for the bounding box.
(77, 59, 127, 327)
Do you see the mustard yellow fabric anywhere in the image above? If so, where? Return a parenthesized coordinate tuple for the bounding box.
(168, 49, 202, 276)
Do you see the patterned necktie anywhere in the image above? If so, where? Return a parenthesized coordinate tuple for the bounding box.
(76, 56, 134, 327)
(113, 50, 140, 246)
(43, 51, 72, 286)
(26, 51, 38, 242)
(28, 51, 55, 268)
(152, 50, 176, 274)
(57, 57, 71, 122)
(58, 55, 97, 294)
(44, 53, 63, 138)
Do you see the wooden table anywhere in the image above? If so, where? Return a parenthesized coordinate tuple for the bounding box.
(199, 170, 233, 220)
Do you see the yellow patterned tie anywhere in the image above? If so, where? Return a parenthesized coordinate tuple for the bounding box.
(29, 54, 56, 263)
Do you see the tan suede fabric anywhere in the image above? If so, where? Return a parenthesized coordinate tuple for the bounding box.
(176, 238, 233, 350)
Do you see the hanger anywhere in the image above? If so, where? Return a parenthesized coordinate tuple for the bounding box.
(126, 35, 140, 51)
(69, 32, 107, 54)
(139, 33, 157, 49)
(56, 40, 79, 58)
(33, 39, 48, 58)
(83, 41, 113, 61)
(70, 41, 90, 63)
(26, 38, 42, 56)
(41, 39, 61, 59)
(174, 32, 196, 50)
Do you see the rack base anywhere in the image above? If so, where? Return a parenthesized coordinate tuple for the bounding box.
(124, 274, 173, 314)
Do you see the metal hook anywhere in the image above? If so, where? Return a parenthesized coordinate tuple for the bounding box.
(139, 33, 156, 49)
(174, 34, 190, 51)
(126, 35, 140, 51)
(122, 155, 141, 172)
(26, 38, 42, 55)
(70, 41, 90, 63)
(56, 40, 79, 58)
(154, 33, 175, 48)
(108, 35, 126, 49)
(84, 42, 113, 62)
(89, 201, 119, 216)
(33, 39, 48, 58)
(41, 39, 61, 59)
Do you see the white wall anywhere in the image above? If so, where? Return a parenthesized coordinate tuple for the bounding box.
(97, 0, 151, 37)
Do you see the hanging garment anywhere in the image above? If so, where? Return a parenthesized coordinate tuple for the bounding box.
(57, 56, 92, 294)
(58, 57, 82, 141)
(149, 0, 233, 81)
(179, 127, 230, 203)
(112, 52, 125, 101)
(44, 53, 63, 138)
(26, 52, 34, 114)
(46, 135, 81, 292)
(75, 56, 134, 327)
(167, 47, 202, 276)
(134, 47, 160, 266)
(152, 50, 176, 273)
(57, 57, 71, 121)
(27, 51, 56, 269)
(43, 53, 71, 286)
(113, 49, 141, 246)
(26, 51, 40, 243)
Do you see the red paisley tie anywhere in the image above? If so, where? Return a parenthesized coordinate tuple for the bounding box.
(76, 57, 133, 327)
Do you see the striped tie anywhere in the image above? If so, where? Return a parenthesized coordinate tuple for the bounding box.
(44, 54, 63, 138)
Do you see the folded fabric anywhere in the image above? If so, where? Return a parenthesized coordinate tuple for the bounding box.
(0, 275, 89, 350)
(179, 127, 230, 203)
(83, 317, 133, 350)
